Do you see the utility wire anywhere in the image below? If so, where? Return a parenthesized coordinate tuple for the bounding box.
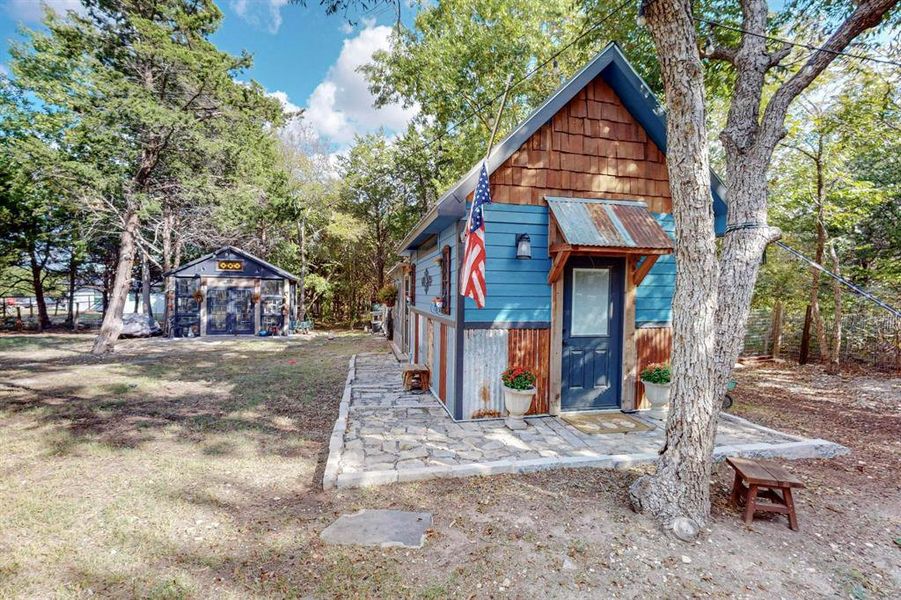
(695, 17, 901, 68)
(775, 241, 901, 318)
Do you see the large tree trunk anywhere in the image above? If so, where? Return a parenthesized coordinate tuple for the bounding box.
(28, 247, 52, 331)
(65, 249, 77, 330)
(826, 241, 843, 374)
(630, 0, 896, 535)
(141, 250, 153, 318)
(628, 0, 721, 530)
(92, 211, 140, 354)
(162, 209, 174, 335)
(800, 150, 830, 363)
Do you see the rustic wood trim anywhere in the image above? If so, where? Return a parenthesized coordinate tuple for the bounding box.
(549, 242, 672, 256)
(548, 275, 564, 416)
(632, 254, 660, 286)
(409, 306, 455, 326)
(463, 321, 550, 329)
(620, 256, 638, 411)
(547, 249, 570, 284)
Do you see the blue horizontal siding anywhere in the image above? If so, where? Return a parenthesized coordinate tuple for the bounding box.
(635, 213, 675, 325)
(458, 205, 677, 326)
(414, 223, 458, 316)
(466, 203, 551, 323)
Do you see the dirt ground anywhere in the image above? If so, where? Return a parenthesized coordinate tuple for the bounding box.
(0, 333, 898, 599)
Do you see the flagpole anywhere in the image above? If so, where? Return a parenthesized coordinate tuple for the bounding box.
(485, 73, 514, 163)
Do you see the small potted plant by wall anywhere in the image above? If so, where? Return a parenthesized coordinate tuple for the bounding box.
(501, 366, 537, 430)
(640, 362, 672, 416)
(376, 283, 398, 307)
(192, 288, 204, 304)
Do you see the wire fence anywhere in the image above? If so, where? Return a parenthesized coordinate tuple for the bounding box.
(742, 305, 901, 372)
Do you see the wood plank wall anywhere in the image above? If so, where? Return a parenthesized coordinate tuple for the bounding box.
(635, 326, 673, 409)
(507, 329, 550, 415)
(488, 78, 672, 213)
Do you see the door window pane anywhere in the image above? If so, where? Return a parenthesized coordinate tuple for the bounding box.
(571, 268, 610, 336)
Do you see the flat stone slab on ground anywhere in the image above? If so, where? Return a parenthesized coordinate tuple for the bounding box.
(320, 509, 432, 549)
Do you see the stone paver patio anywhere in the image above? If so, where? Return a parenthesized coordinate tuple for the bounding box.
(323, 352, 848, 490)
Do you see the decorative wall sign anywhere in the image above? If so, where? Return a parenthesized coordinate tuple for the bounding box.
(216, 260, 244, 271)
(421, 269, 433, 294)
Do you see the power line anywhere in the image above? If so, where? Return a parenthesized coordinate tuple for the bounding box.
(696, 17, 901, 68)
(775, 241, 901, 318)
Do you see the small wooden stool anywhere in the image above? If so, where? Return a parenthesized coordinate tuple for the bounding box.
(726, 456, 805, 531)
(402, 364, 430, 392)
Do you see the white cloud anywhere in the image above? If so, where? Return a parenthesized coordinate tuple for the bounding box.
(3, 0, 85, 22)
(304, 23, 418, 146)
(339, 21, 354, 35)
(230, 0, 288, 34)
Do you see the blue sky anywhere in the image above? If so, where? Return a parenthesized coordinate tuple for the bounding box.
(0, 0, 418, 152)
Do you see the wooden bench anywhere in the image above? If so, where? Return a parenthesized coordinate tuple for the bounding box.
(727, 456, 805, 531)
(402, 364, 430, 392)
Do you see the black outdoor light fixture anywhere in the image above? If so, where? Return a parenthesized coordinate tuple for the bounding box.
(515, 233, 532, 259)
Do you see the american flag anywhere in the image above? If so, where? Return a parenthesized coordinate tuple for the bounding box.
(461, 163, 491, 308)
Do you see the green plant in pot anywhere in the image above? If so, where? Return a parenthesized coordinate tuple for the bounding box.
(640, 362, 671, 414)
(376, 283, 398, 307)
(501, 366, 537, 430)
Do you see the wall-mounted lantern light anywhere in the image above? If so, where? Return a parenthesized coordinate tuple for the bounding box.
(515, 233, 532, 260)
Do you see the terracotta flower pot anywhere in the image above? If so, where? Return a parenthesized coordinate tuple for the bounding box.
(503, 385, 534, 430)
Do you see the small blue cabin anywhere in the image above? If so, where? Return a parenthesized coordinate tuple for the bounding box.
(389, 44, 727, 420)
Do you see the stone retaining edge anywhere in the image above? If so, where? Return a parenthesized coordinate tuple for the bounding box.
(333, 438, 849, 490)
(719, 411, 811, 442)
(322, 354, 356, 491)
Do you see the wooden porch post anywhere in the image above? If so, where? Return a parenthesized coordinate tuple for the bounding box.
(549, 276, 563, 416)
(621, 256, 638, 411)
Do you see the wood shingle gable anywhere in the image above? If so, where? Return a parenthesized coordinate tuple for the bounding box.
(488, 78, 672, 213)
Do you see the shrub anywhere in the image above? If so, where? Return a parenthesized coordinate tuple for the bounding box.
(376, 283, 398, 306)
(501, 366, 537, 390)
(640, 362, 671, 384)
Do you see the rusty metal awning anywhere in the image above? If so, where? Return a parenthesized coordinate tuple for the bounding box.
(547, 197, 673, 251)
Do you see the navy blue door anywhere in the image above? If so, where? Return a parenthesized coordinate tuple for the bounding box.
(561, 257, 624, 410)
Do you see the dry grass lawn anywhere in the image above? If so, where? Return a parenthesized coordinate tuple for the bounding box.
(0, 334, 898, 599)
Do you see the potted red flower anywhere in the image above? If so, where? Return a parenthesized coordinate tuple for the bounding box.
(501, 366, 537, 430)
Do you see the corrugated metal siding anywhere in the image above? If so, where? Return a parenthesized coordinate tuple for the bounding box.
(636, 213, 676, 324)
(636, 325, 672, 409)
(507, 329, 551, 414)
(547, 197, 672, 249)
(462, 329, 508, 419)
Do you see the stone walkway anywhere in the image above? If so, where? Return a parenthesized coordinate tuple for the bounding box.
(323, 352, 848, 490)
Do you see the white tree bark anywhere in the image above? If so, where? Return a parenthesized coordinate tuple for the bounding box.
(629, 0, 721, 528)
(632, 0, 897, 532)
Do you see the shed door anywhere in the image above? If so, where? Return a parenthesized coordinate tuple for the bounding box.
(561, 257, 624, 410)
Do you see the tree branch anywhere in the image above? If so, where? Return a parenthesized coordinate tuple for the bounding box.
(756, 0, 898, 157)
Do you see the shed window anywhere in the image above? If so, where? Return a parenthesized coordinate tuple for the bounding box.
(261, 280, 283, 331)
(440, 245, 451, 315)
(409, 263, 416, 305)
(175, 278, 199, 314)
